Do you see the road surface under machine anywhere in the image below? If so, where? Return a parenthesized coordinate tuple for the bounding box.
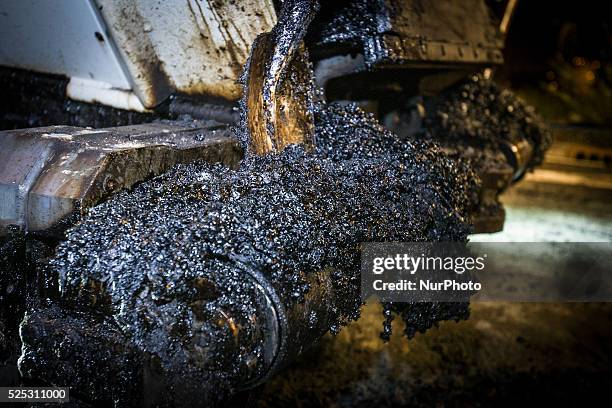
(0, 0, 550, 406)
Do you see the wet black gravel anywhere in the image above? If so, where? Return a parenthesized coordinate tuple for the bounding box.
(307, 0, 380, 49)
(29, 101, 478, 404)
(424, 74, 552, 173)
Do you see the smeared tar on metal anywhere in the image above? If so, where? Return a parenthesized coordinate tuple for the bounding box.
(44, 101, 477, 401)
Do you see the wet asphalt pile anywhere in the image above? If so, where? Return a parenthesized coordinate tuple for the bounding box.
(306, 0, 380, 47)
(17, 102, 479, 405)
(424, 74, 552, 173)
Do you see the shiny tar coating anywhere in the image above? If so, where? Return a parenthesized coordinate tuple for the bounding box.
(43, 102, 477, 403)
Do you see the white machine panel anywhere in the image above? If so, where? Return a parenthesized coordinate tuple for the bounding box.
(0, 0, 132, 90)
